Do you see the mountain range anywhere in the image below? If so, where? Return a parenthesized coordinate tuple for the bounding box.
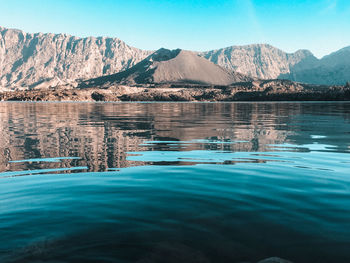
(1, 26, 349, 90)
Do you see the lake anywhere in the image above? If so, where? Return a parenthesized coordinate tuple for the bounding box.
(0, 102, 350, 263)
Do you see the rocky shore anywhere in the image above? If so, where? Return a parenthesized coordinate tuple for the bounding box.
(1, 80, 349, 102)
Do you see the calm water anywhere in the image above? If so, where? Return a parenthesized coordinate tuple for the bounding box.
(0, 102, 350, 263)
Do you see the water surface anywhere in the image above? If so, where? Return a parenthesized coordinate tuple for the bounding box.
(1, 102, 350, 263)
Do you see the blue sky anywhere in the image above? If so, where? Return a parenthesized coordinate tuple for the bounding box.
(0, 0, 349, 57)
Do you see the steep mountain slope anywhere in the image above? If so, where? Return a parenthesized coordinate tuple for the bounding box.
(201, 44, 350, 85)
(83, 48, 251, 87)
(0, 26, 152, 89)
(280, 46, 350, 85)
(200, 44, 319, 80)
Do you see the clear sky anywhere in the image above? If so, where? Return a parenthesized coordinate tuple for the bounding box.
(0, 0, 349, 58)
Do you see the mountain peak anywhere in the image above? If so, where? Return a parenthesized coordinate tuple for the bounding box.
(293, 49, 315, 57)
(150, 48, 182, 62)
(84, 48, 251, 86)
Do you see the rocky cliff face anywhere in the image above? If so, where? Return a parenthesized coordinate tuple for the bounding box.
(201, 44, 350, 85)
(0, 26, 152, 89)
(280, 46, 350, 85)
(200, 44, 319, 80)
(1, 26, 350, 88)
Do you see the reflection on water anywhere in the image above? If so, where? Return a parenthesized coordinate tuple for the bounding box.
(2, 102, 349, 174)
(0, 102, 350, 263)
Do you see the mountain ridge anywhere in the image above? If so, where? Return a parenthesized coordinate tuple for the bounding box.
(199, 44, 319, 80)
(0, 26, 152, 89)
(0, 26, 349, 89)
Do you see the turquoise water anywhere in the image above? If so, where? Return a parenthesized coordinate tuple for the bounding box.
(0, 102, 350, 263)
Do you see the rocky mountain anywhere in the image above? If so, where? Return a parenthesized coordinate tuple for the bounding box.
(201, 44, 350, 85)
(83, 48, 252, 87)
(1, 26, 350, 88)
(280, 46, 350, 85)
(200, 44, 319, 80)
(0, 26, 151, 89)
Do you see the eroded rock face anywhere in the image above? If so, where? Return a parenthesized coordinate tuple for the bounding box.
(201, 44, 350, 85)
(0, 26, 152, 90)
(281, 46, 350, 85)
(200, 44, 318, 80)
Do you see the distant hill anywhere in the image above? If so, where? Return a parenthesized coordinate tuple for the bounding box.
(82, 48, 251, 86)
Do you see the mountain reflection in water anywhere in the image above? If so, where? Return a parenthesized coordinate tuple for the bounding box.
(2, 102, 348, 174)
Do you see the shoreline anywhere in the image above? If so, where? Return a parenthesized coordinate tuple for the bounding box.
(1, 80, 350, 102)
(1, 90, 350, 102)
